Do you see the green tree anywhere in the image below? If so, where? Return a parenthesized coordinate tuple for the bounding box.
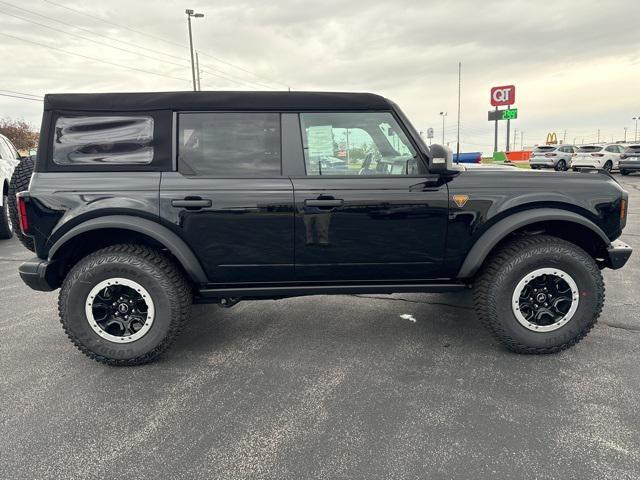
(0, 118, 39, 153)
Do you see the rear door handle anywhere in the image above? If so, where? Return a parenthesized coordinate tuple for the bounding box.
(304, 199, 344, 208)
(171, 198, 212, 209)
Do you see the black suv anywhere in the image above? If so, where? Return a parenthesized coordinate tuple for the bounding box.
(16, 92, 632, 365)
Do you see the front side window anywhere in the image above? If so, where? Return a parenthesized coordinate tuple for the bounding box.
(53, 116, 154, 165)
(178, 113, 281, 177)
(300, 112, 417, 176)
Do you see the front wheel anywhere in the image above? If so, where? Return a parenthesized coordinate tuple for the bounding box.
(473, 235, 604, 354)
(59, 244, 192, 365)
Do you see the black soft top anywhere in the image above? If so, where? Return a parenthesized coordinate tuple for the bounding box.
(44, 91, 392, 112)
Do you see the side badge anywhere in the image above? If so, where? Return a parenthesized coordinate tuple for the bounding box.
(452, 194, 469, 208)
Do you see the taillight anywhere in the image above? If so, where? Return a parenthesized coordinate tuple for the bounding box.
(17, 195, 29, 234)
(591, 153, 604, 157)
(545, 153, 557, 157)
(620, 198, 628, 229)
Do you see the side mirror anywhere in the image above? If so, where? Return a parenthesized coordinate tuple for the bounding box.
(428, 144, 462, 175)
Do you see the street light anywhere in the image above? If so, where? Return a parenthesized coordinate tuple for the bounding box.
(186, 9, 204, 91)
(633, 116, 639, 142)
(439, 111, 447, 144)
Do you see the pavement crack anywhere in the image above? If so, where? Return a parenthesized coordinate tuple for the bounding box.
(348, 294, 474, 310)
(600, 322, 640, 333)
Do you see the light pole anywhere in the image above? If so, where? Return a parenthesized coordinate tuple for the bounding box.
(439, 111, 447, 145)
(633, 117, 639, 142)
(624, 127, 627, 143)
(186, 9, 204, 91)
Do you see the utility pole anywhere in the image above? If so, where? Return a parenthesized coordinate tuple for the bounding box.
(195, 51, 201, 91)
(456, 62, 461, 162)
(520, 131, 524, 150)
(185, 9, 204, 92)
(624, 127, 628, 143)
(633, 117, 639, 141)
(563, 129, 567, 144)
(493, 107, 498, 153)
(513, 128, 518, 150)
(597, 129, 600, 143)
(439, 111, 447, 144)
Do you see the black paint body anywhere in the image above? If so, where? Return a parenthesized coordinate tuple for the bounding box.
(19, 92, 631, 296)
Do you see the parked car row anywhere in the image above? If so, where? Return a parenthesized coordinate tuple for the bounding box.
(529, 143, 640, 174)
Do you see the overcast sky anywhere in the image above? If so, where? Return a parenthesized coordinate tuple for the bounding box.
(1, 0, 639, 154)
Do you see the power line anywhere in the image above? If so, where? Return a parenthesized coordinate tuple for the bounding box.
(0, 92, 43, 102)
(0, 1, 279, 90)
(0, 32, 191, 83)
(40, 0, 290, 89)
(0, 9, 190, 70)
(0, 89, 43, 99)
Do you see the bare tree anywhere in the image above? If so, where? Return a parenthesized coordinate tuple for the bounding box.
(0, 118, 39, 152)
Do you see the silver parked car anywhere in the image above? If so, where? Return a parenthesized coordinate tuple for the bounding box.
(529, 145, 577, 171)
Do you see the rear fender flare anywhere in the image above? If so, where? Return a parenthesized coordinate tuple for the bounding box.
(48, 215, 207, 283)
(457, 208, 610, 278)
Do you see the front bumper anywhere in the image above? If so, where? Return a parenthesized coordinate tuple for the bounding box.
(602, 240, 633, 269)
(19, 257, 60, 291)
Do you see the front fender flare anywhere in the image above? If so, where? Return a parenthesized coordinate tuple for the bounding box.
(48, 215, 207, 283)
(457, 208, 610, 278)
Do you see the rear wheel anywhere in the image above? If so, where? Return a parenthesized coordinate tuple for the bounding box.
(473, 235, 604, 354)
(603, 160, 613, 172)
(59, 244, 192, 365)
(621, 169, 629, 176)
(8, 156, 35, 251)
(555, 159, 567, 171)
(0, 194, 13, 239)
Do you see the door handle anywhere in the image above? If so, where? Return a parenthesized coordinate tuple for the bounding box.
(171, 197, 212, 209)
(304, 199, 344, 208)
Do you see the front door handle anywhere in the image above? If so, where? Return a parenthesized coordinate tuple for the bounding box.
(304, 199, 344, 208)
(171, 197, 212, 209)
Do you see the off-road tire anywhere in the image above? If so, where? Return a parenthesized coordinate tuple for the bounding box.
(8, 156, 35, 251)
(59, 244, 192, 366)
(0, 194, 13, 239)
(473, 235, 604, 354)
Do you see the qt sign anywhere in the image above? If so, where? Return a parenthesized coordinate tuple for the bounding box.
(490, 85, 516, 106)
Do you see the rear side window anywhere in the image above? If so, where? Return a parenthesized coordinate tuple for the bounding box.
(53, 116, 154, 165)
(178, 113, 281, 177)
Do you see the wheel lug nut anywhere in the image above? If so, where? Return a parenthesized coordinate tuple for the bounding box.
(115, 312, 119, 316)
(125, 315, 128, 319)
(534, 304, 539, 308)
(544, 303, 548, 307)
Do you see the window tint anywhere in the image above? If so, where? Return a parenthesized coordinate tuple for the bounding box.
(534, 146, 556, 152)
(300, 112, 417, 176)
(53, 116, 153, 165)
(578, 146, 602, 152)
(178, 113, 281, 177)
(605, 145, 618, 153)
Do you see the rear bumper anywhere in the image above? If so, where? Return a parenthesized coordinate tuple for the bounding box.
(619, 161, 640, 171)
(603, 240, 633, 269)
(529, 159, 555, 167)
(19, 257, 59, 292)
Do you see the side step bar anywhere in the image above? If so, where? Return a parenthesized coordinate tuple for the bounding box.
(196, 282, 468, 303)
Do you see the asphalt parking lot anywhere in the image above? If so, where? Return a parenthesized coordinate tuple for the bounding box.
(1, 175, 639, 480)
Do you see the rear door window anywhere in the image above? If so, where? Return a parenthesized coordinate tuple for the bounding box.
(53, 116, 154, 165)
(177, 113, 281, 177)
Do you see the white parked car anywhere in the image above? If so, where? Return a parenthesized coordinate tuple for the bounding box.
(571, 144, 625, 172)
(529, 144, 577, 171)
(0, 133, 22, 238)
